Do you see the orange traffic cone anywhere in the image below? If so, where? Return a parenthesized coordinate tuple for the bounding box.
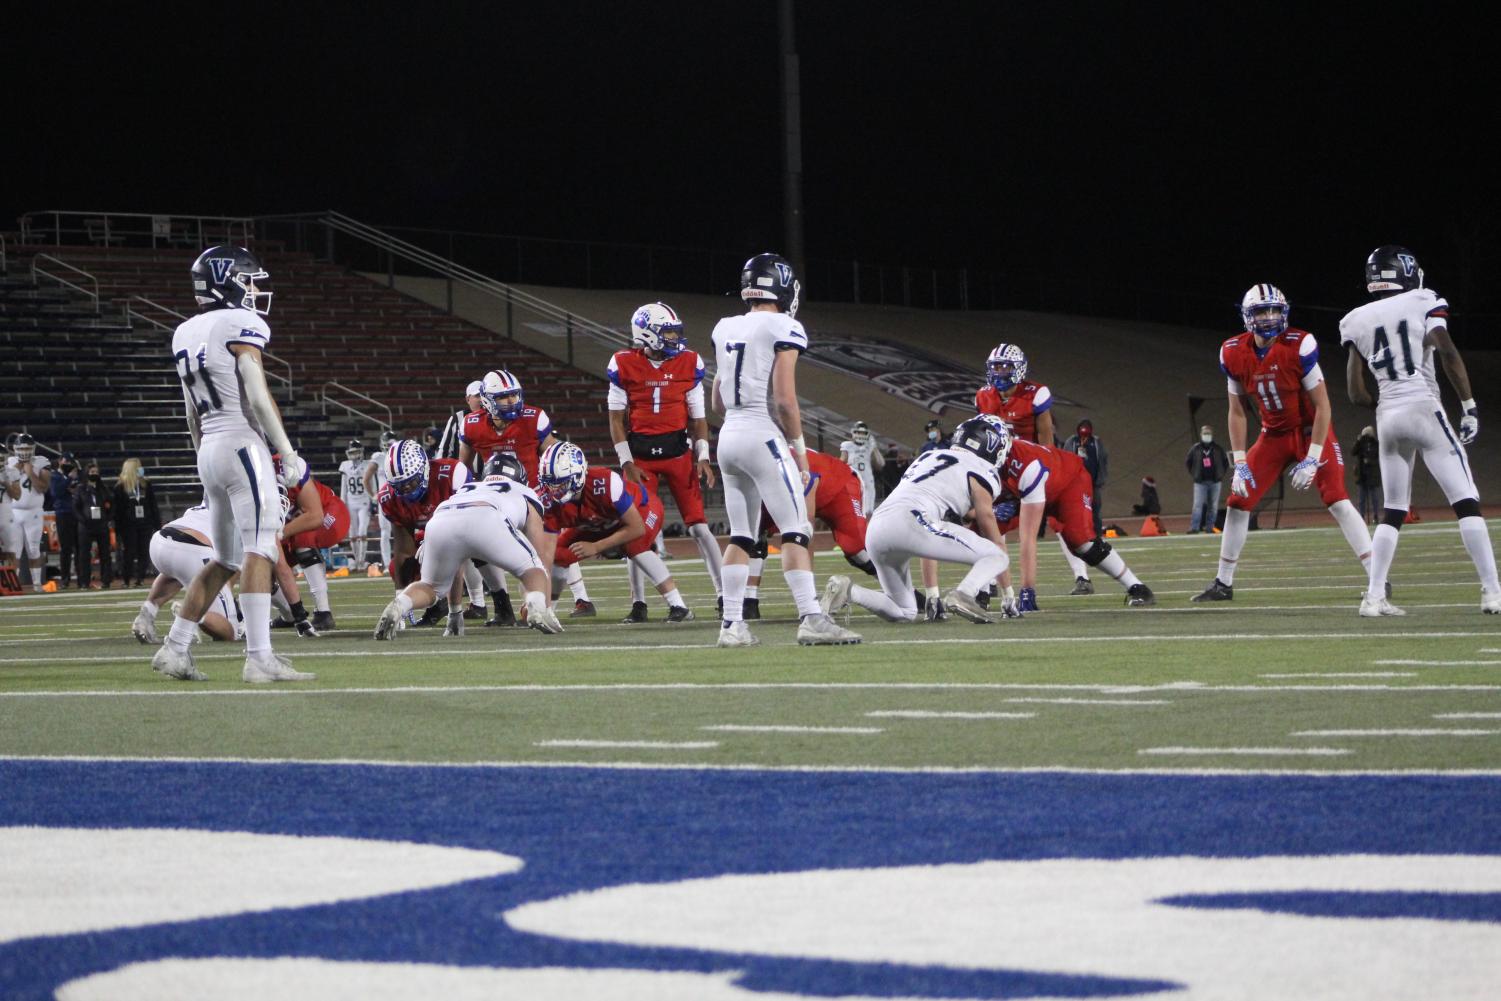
(1139, 515, 1167, 537)
(330, 566, 350, 578)
(367, 564, 385, 578)
(42, 579, 58, 593)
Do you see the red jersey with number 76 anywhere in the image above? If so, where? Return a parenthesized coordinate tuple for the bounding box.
(1218, 328, 1320, 434)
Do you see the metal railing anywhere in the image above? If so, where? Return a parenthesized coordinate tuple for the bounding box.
(18, 210, 255, 250)
(31, 254, 100, 311)
(123, 296, 294, 396)
(319, 381, 392, 432)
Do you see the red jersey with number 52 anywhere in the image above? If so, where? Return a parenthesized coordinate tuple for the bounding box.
(543, 467, 652, 533)
(459, 407, 553, 485)
(975, 380, 1053, 443)
(1218, 329, 1320, 434)
(377, 458, 468, 532)
(607, 349, 705, 435)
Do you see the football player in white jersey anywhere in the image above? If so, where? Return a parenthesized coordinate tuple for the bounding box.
(710, 253, 861, 647)
(839, 420, 885, 515)
(822, 415, 1016, 624)
(131, 499, 243, 644)
(0, 439, 17, 566)
(374, 453, 561, 639)
(3, 434, 52, 591)
(1340, 245, 1499, 616)
(338, 439, 373, 571)
(364, 430, 397, 570)
(154, 246, 315, 683)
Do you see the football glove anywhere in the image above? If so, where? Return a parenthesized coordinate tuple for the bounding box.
(444, 614, 465, 637)
(1018, 586, 1039, 613)
(992, 498, 1019, 523)
(278, 451, 308, 490)
(999, 596, 1024, 619)
(1460, 402, 1479, 445)
(1230, 462, 1255, 498)
(1290, 456, 1319, 491)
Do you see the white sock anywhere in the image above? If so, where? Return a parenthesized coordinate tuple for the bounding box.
(241, 592, 272, 657)
(566, 563, 590, 601)
(633, 550, 673, 587)
(1458, 516, 1500, 591)
(663, 587, 685, 608)
(746, 557, 765, 585)
(1218, 508, 1250, 585)
(393, 591, 416, 615)
(1369, 524, 1399, 596)
(1329, 499, 1373, 573)
(721, 563, 749, 623)
(628, 560, 647, 604)
(304, 561, 330, 613)
(689, 522, 724, 596)
(785, 568, 820, 618)
(464, 562, 485, 609)
(165, 612, 199, 653)
(379, 528, 392, 567)
(1096, 550, 1140, 590)
(141, 599, 160, 618)
(745, 583, 760, 599)
(925, 585, 940, 601)
(1059, 535, 1088, 579)
(353, 535, 366, 567)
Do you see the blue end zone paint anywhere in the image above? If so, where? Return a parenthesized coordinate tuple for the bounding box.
(1162, 891, 1501, 923)
(1, 764, 1499, 999)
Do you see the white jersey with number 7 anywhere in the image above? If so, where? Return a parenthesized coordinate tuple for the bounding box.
(710, 311, 809, 431)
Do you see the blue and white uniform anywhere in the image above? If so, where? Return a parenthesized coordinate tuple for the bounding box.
(148, 502, 244, 639)
(418, 478, 545, 590)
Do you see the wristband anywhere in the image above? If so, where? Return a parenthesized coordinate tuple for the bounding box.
(788, 435, 807, 458)
(1305, 442, 1323, 462)
(694, 439, 710, 462)
(1462, 398, 1478, 415)
(613, 441, 634, 466)
(1232, 450, 1247, 463)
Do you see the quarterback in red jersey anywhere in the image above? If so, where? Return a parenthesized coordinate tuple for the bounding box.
(536, 442, 693, 621)
(457, 369, 558, 486)
(607, 302, 723, 608)
(1192, 284, 1373, 603)
(991, 436, 1154, 607)
(270, 456, 351, 631)
(377, 438, 471, 589)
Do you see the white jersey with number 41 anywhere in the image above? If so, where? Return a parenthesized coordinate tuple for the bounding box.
(1339, 288, 1448, 412)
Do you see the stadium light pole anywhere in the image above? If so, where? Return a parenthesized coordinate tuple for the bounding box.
(779, 0, 806, 275)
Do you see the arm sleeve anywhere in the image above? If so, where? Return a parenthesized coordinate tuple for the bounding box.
(607, 384, 629, 411)
(607, 472, 632, 515)
(1031, 385, 1053, 413)
(685, 383, 706, 420)
(451, 462, 471, 488)
(235, 349, 295, 457)
(1017, 460, 1049, 503)
(1425, 295, 1450, 333)
(1220, 343, 1246, 395)
(535, 409, 553, 441)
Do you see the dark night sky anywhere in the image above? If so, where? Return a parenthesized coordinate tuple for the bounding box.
(8, 3, 1496, 314)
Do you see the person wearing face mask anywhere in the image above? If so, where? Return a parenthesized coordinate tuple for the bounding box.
(917, 419, 945, 456)
(48, 453, 81, 588)
(72, 462, 115, 589)
(1185, 425, 1229, 533)
(1062, 419, 1109, 539)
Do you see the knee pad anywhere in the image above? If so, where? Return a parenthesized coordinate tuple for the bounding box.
(751, 534, 769, 560)
(292, 547, 323, 569)
(1381, 508, 1407, 531)
(845, 551, 876, 575)
(1453, 497, 1482, 520)
(729, 535, 758, 554)
(781, 531, 810, 548)
(1075, 538, 1111, 567)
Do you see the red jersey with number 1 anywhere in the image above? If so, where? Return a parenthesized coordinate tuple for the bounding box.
(459, 407, 553, 485)
(607, 349, 705, 435)
(1218, 328, 1320, 435)
(377, 458, 468, 532)
(975, 381, 1053, 443)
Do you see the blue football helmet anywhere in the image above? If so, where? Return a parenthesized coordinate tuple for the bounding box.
(740, 252, 801, 318)
(483, 452, 527, 485)
(952, 414, 1013, 466)
(191, 246, 272, 315)
(1366, 245, 1424, 296)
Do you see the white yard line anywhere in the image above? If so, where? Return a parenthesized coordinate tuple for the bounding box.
(1138, 747, 1352, 756)
(1372, 660, 1501, 666)
(533, 740, 720, 750)
(1292, 729, 1500, 737)
(702, 724, 884, 735)
(864, 710, 1036, 719)
(1003, 697, 1173, 705)
(1434, 712, 1501, 719)
(1262, 672, 1417, 679)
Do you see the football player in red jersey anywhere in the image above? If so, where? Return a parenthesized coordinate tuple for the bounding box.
(268, 455, 350, 632)
(1192, 284, 1373, 602)
(992, 437, 1155, 607)
(377, 439, 472, 625)
(973, 342, 1092, 602)
(536, 441, 693, 622)
(608, 302, 723, 611)
(742, 448, 876, 618)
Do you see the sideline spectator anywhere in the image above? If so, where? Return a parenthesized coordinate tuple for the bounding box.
(49, 453, 81, 588)
(917, 418, 944, 456)
(1354, 425, 1382, 524)
(74, 461, 114, 588)
(1185, 424, 1229, 533)
(113, 458, 161, 587)
(1132, 476, 1162, 516)
(438, 380, 483, 462)
(1063, 418, 1109, 536)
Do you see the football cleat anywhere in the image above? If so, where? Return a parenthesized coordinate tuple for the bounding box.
(151, 645, 205, 682)
(529, 605, 565, 635)
(243, 652, 316, 684)
(570, 599, 597, 618)
(486, 591, 518, 627)
(1359, 593, 1406, 618)
(925, 597, 949, 622)
(311, 611, 336, 632)
(718, 620, 760, 648)
(942, 589, 994, 624)
(296, 618, 319, 638)
(1125, 583, 1156, 607)
(1192, 579, 1234, 603)
(1017, 587, 1039, 613)
(742, 596, 761, 620)
(1482, 589, 1501, 615)
(417, 599, 449, 627)
(444, 614, 465, 637)
(621, 601, 649, 624)
(462, 603, 487, 621)
(1070, 576, 1095, 596)
(131, 608, 158, 644)
(796, 613, 862, 645)
(373, 601, 403, 641)
(820, 574, 852, 616)
(666, 604, 695, 623)
(975, 590, 992, 610)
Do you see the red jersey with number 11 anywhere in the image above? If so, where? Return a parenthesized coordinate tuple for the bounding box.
(1218, 328, 1320, 434)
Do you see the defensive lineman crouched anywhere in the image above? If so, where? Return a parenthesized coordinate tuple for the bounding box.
(132, 499, 244, 644)
(375, 454, 561, 639)
(823, 415, 1014, 624)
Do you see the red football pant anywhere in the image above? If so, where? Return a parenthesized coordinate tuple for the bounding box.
(286, 496, 351, 551)
(819, 477, 869, 557)
(552, 494, 666, 568)
(634, 452, 706, 526)
(1228, 428, 1349, 511)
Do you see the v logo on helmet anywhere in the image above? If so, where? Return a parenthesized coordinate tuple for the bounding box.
(775, 263, 793, 287)
(207, 258, 236, 283)
(1397, 253, 1417, 277)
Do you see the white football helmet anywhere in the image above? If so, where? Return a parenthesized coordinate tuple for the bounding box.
(630, 302, 686, 357)
(538, 441, 588, 506)
(1240, 284, 1289, 338)
(385, 439, 430, 502)
(480, 369, 525, 422)
(850, 421, 871, 446)
(11, 433, 36, 464)
(345, 439, 365, 462)
(985, 344, 1027, 393)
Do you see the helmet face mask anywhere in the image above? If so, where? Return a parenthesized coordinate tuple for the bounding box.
(985, 343, 1028, 393)
(851, 421, 870, 446)
(631, 302, 686, 357)
(480, 369, 525, 422)
(385, 439, 430, 502)
(538, 442, 587, 506)
(739, 253, 801, 318)
(1240, 284, 1289, 338)
(1365, 245, 1424, 296)
(191, 246, 272, 315)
